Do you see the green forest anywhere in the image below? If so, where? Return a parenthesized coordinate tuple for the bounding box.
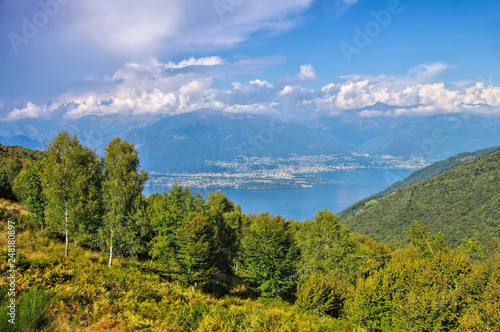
(339, 145, 500, 222)
(1, 132, 499, 331)
(341, 149, 500, 247)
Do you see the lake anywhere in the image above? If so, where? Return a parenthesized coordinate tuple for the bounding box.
(143, 168, 415, 221)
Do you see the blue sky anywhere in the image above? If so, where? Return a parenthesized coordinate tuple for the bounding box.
(0, 0, 499, 121)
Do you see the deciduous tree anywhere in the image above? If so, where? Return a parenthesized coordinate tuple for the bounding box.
(173, 214, 218, 290)
(241, 213, 299, 299)
(13, 161, 46, 229)
(101, 137, 148, 267)
(42, 131, 102, 257)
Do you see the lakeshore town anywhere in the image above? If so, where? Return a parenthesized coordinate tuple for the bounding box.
(145, 153, 430, 190)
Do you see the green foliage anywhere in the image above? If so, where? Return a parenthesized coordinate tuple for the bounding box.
(458, 237, 485, 261)
(458, 258, 500, 331)
(342, 150, 500, 247)
(100, 137, 148, 265)
(149, 185, 206, 271)
(295, 210, 392, 284)
(173, 214, 219, 288)
(149, 184, 204, 233)
(294, 210, 356, 281)
(17, 287, 51, 331)
(0, 144, 44, 161)
(205, 191, 243, 276)
(42, 131, 103, 255)
(0, 287, 50, 332)
(347, 250, 472, 331)
(13, 161, 46, 228)
(241, 213, 299, 299)
(340, 145, 500, 221)
(295, 273, 351, 318)
(0, 144, 44, 201)
(0, 223, 351, 331)
(0, 158, 22, 200)
(408, 220, 449, 257)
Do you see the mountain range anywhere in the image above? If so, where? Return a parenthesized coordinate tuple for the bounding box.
(1, 108, 500, 173)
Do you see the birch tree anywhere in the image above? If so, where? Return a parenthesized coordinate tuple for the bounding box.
(42, 131, 102, 257)
(101, 137, 148, 268)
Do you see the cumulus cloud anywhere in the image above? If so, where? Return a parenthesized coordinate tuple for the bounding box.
(318, 77, 500, 116)
(7, 102, 49, 120)
(46, 56, 286, 119)
(6, 60, 500, 121)
(298, 64, 317, 81)
(249, 79, 274, 88)
(277, 63, 318, 85)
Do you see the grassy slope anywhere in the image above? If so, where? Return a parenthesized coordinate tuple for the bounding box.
(341, 150, 500, 247)
(0, 202, 353, 332)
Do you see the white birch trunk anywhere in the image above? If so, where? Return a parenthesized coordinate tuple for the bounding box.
(108, 229, 113, 268)
(65, 207, 69, 258)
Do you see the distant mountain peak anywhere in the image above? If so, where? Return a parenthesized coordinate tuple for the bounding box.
(193, 108, 221, 118)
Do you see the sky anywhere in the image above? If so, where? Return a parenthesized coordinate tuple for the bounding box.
(0, 0, 499, 122)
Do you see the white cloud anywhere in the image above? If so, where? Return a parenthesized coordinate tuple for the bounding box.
(7, 102, 48, 120)
(407, 62, 454, 83)
(279, 85, 295, 96)
(68, 0, 314, 57)
(277, 63, 318, 85)
(316, 76, 500, 116)
(298, 64, 317, 81)
(6, 60, 500, 121)
(164, 57, 225, 69)
(250, 79, 274, 88)
(224, 102, 278, 114)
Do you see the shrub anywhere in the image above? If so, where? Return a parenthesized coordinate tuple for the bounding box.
(295, 273, 351, 317)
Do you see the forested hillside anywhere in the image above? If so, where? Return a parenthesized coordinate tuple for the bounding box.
(380, 145, 500, 195)
(342, 149, 500, 247)
(340, 145, 500, 219)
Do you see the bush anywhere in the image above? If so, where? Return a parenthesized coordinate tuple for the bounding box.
(295, 273, 351, 317)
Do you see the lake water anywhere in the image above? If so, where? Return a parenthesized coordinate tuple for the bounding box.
(143, 168, 415, 221)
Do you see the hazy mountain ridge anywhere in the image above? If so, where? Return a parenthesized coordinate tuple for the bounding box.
(125, 111, 356, 172)
(1, 108, 500, 173)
